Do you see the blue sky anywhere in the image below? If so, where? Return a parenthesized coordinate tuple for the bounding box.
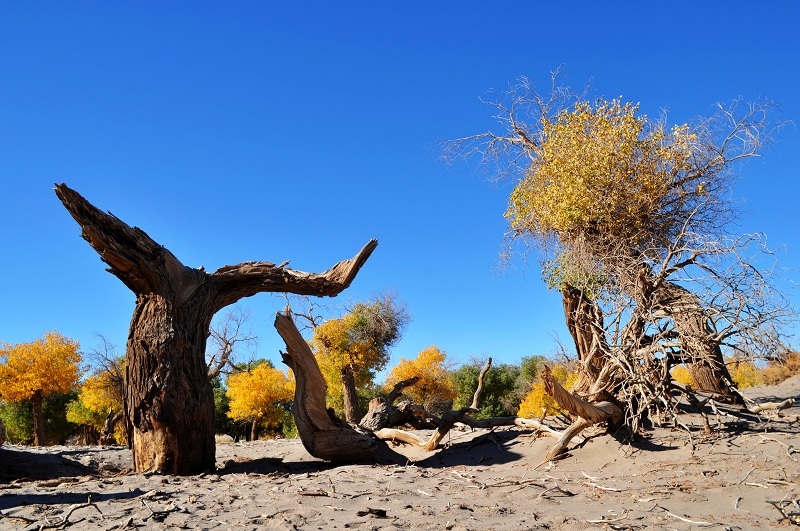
(2, 2, 799, 375)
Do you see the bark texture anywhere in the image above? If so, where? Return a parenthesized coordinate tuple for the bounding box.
(32, 389, 44, 446)
(275, 312, 377, 462)
(56, 183, 376, 474)
(653, 281, 740, 401)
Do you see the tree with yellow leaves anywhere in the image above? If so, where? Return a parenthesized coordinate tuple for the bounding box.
(383, 346, 456, 412)
(311, 295, 409, 422)
(446, 75, 789, 456)
(226, 362, 295, 440)
(0, 332, 83, 445)
(517, 364, 579, 419)
(67, 368, 126, 444)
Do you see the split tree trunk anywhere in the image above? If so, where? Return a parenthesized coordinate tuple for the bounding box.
(56, 183, 376, 474)
(562, 286, 610, 396)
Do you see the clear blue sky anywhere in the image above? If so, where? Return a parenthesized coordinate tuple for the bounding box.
(2, 2, 799, 375)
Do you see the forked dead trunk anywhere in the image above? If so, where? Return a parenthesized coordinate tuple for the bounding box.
(56, 183, 376, 474)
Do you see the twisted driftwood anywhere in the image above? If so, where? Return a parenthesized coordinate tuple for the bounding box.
(541, 365, 623, 462)
(274, 312, 377, 462)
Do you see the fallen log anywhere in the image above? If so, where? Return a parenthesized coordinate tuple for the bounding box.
(274, 312, 376, 462)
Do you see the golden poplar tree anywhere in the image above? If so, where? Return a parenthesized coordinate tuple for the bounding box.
(0, 332, 82, 445)
(226, 363, 294, 440)
(311, 295, 408, 422)
(383, 346, 456, 411)
(67, 370, 126, 444)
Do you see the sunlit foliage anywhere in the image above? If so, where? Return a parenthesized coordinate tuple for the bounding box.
(226, 364, 294, 436)
(671, 365, 694, 387)
(517, 364, 580, 419)
(672, 360, 762, 389)
(66, 370, 126, 443)
(506, 99, 697, 252)
(383, 346, 456, 412)
(0, 332, 83, 401)
(0, 332, 83, 445)
(451, 361, 522, 418)
(312, 296, 408, 415)
(761, 352, 800, 385)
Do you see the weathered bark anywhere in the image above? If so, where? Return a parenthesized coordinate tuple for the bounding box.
(359, 376, 424, 431)
(83, 425, 100, 445)
(341, 367, 359, 423)
(540, 365, 623, 463)
(385, 376, 420, 405)
(562, 286, 609, 395)
(56, 184, 376, 474)
(250, 418, 260, 442)
(32, 389, 44, 446)
(470, 357, 492, 409)
(274, 312, 376, 462)
(360, 398, 437, 431)
(654, 281, 741, 402)
(100, 408, 123, 445)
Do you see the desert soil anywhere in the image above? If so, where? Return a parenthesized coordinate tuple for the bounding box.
(1, 377, 799, 530)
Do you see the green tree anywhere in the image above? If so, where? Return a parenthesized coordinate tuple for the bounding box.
(0, 332, 83, 445)
(1, 391, 80, 445)
(451, 360, 522, 418)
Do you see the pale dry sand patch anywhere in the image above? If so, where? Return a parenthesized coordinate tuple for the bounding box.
(0, 377, 798, 530)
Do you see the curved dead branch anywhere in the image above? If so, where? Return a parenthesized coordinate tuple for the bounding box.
(274, 312, 376, 462)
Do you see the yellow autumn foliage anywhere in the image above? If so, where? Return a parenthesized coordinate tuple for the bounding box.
(506, 99, 695, 247)
(671, 365, 694, 386)
(672, 359, 762, 389)
(312, 314, 388, 407)
(66, 371, 127, 444)
(517, 364, 580, 419)
(226, 364, 295, 429)
(727, 360, 761, 389)
(0, 331, 82, 402)
(383, 345, 456, 410)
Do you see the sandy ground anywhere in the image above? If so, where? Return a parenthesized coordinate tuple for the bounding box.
(1, 377, 798, 530)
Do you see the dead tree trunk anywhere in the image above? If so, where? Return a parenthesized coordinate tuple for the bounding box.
(274, 312, 376, 462)
(56, 184, 376, 474)
(562, 286, 610, 395)
(100, 408, 124, 445)
(358, 376, 432, 431)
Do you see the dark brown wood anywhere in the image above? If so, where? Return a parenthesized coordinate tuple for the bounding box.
(359, 377, 423, 431)
(274, 312, 376, 462)
(654, 281, 741, 402)
(341, 367, 359, 423)
(31, 389, 44, 446)
(384, 376, 420, 405)
(100, 408, 123, 445)
(55, 184, 376, 474)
